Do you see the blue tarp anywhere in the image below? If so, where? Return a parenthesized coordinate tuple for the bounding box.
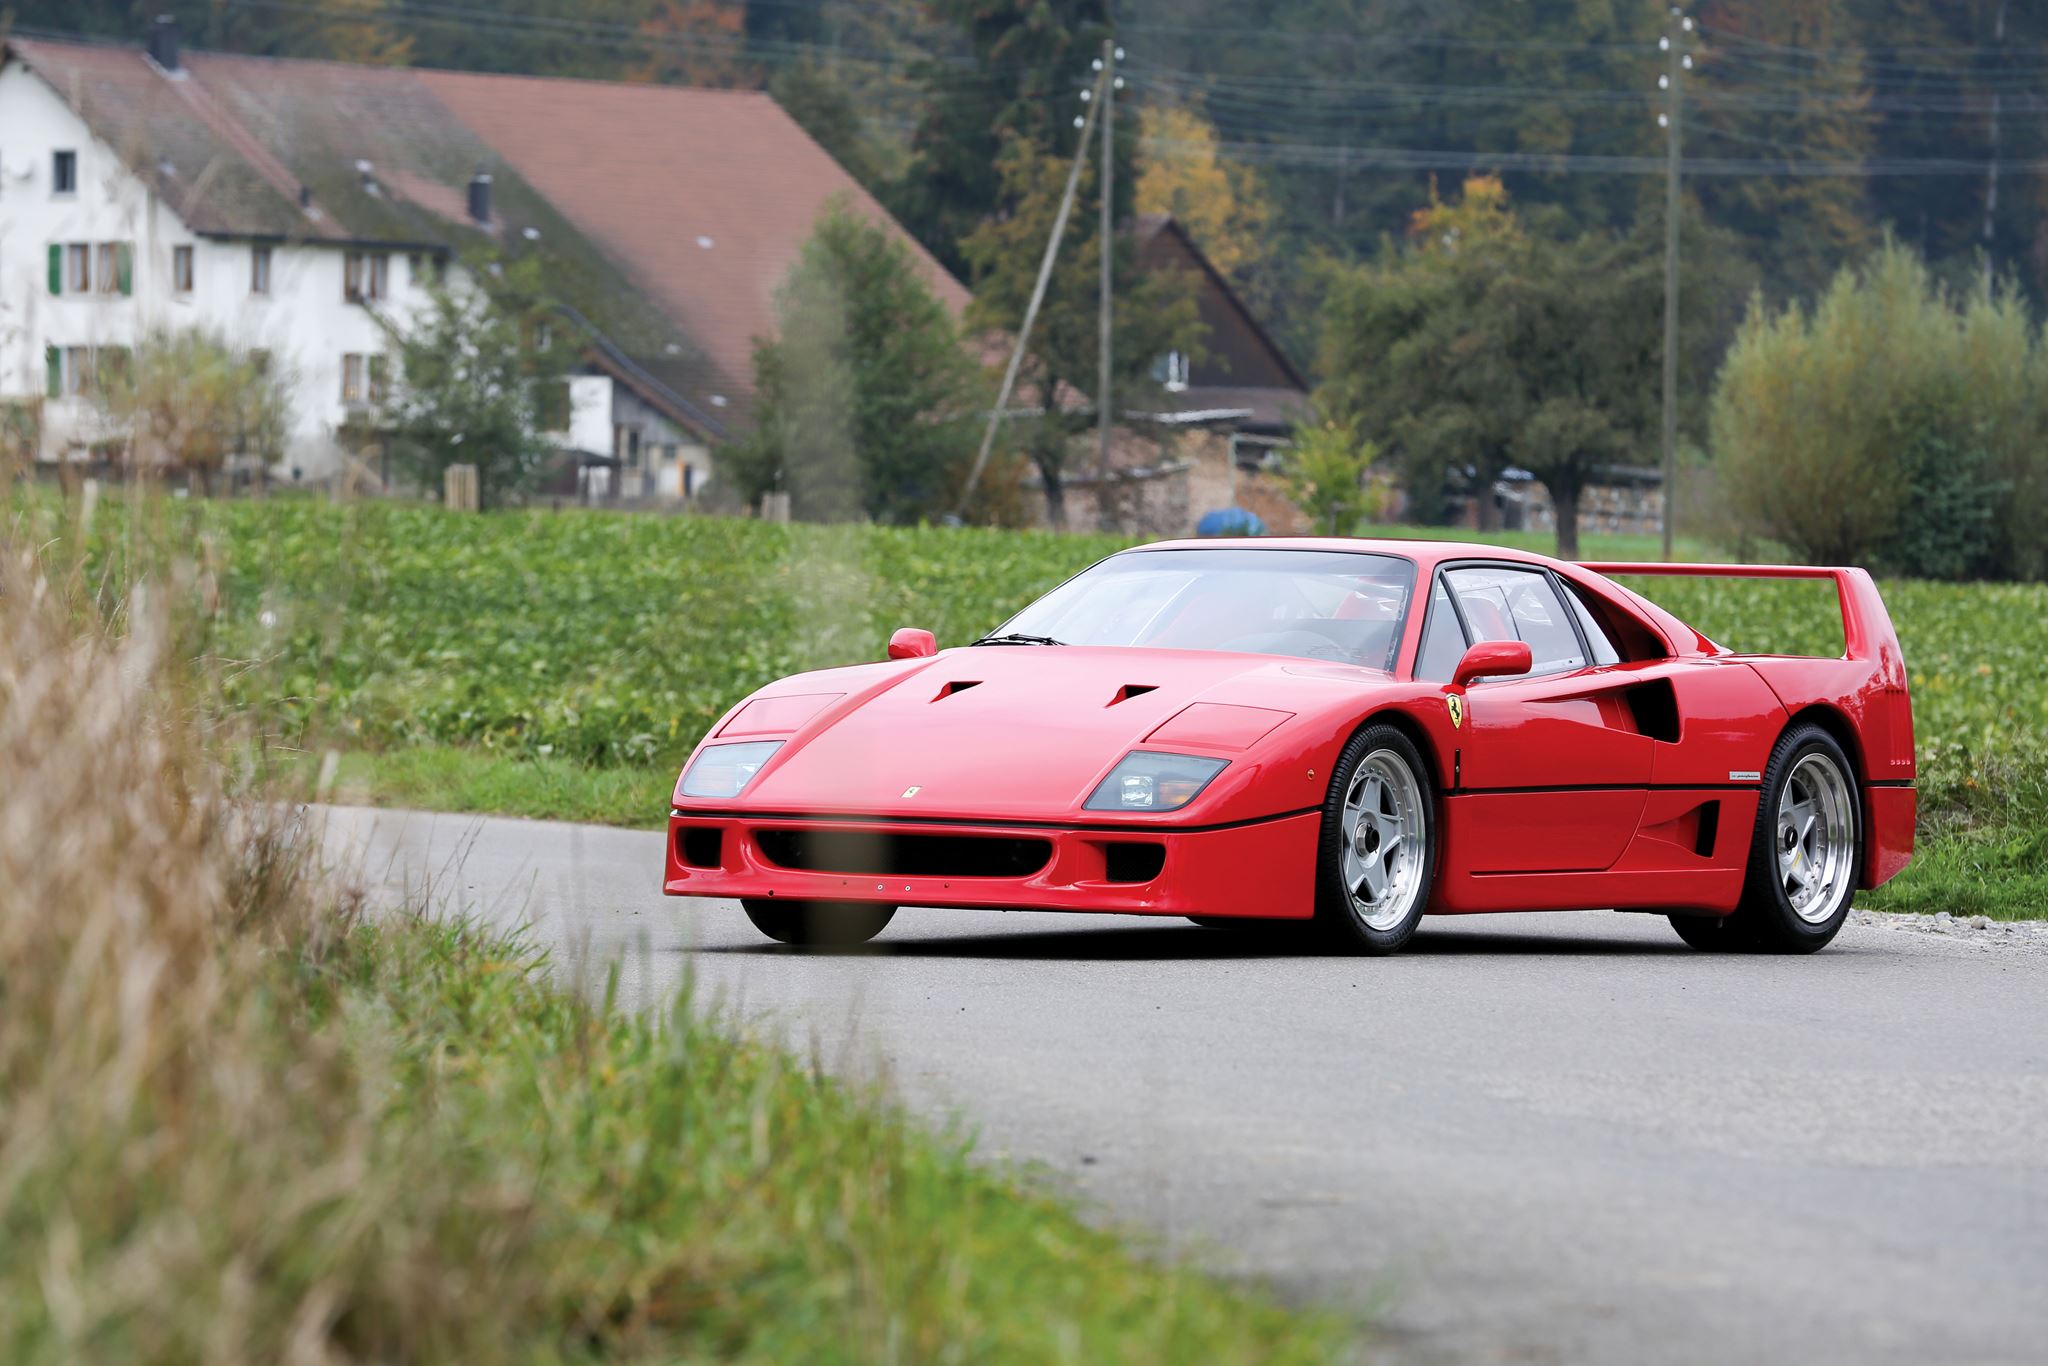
(1195, 507, 1267, 537)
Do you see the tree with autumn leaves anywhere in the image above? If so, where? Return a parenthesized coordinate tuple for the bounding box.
(1319, 176, 1746, 557)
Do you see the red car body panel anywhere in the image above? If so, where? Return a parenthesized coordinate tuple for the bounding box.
(664, 540, 1915, 922)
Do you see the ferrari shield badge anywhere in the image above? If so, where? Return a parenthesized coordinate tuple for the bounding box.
(1446, 694, 1465, 729)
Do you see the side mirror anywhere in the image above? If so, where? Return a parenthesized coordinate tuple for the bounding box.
(887, 627, 937, 660)
(1452, 639, 1532, 689)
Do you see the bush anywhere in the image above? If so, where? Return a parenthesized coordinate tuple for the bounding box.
(1710, 238, 2043, 579)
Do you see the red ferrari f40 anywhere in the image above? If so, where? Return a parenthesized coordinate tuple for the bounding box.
(664, 540, 1914, 955)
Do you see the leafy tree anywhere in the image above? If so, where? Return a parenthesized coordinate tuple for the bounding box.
(94, 327, 292, 492)
(961, 138, 1203, 528)
(728, 199, 979, 523)
(895, 0, 1112, 275)
(1321, 177, 1742, 556)
(623, 0, 749, 86)
(1317, 176, 1526, 529)
(382, 256, 575, 507)
(1282, 416, 1378, 535)
(1134, 102, 1271, 289)
(1692, 0, 1877, 299)
(770, 62, 886, 191)
(1711, 237, 2041, 576)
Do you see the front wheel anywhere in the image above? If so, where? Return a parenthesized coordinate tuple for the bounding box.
(742, 899, 895, 948)
(1313, 724, 1437, 955)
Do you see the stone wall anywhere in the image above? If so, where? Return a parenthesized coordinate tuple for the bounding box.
(1037, 425, 1309, 537)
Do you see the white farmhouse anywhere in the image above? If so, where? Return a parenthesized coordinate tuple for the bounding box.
(0, 20, 966, 498)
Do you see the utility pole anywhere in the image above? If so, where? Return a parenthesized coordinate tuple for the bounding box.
(1095, 38, 1121, 532)
(1659, 7, 1692, 563)
(954, 59, 1113, 519)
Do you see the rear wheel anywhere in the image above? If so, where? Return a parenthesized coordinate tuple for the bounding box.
(1670, 724, 1860, 954)
(1313, 724, 1437, 955)
(741, 899, 895, 948)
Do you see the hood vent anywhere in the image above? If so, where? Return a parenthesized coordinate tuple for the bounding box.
(1107, 684, 1158, 706)
(932, 680, 981, 701)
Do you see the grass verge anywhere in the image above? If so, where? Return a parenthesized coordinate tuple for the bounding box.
(306, 744, 672, 828)
(2, 528, 1348, 1361)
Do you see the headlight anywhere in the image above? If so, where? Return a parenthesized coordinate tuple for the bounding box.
(1084, 751, 1229, 813)
(676, 740, 783, 801)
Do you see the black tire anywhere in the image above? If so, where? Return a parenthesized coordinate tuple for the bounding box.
(741, 899, 895, 948)
(1312, 723, 1438, 955)
(1666, 911, 1756, 952)
(1682, 723, 1860, 955)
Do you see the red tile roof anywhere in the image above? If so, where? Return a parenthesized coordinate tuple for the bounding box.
(423, 70, 969, 403)
(4, 35, 967, 435)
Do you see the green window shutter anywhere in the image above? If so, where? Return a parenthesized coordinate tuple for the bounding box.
(117, 243, 134, 296)
(46, 346, 62, 398)
(48, 244, 62, 296)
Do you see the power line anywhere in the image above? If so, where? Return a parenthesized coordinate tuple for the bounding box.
(1139, 133, 2048, 179)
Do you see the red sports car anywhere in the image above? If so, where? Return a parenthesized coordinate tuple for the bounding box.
(664, 539, 1914, 955)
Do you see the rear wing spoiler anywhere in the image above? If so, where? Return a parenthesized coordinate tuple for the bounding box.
(1576, 562, 1904, 670)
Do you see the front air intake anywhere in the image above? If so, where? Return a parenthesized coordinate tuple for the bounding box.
(754, 830, 1052, 878)
(1103, 842, 1165, 883)
(677, 826, 722, 868)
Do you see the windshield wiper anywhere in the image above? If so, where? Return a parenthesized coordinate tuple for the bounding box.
(970, 632, 1066, 646)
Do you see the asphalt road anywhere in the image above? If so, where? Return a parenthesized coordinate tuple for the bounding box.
(319, 804, 2047, 1365)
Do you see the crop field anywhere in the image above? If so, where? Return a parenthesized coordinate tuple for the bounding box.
(29, 495, 2047, 915)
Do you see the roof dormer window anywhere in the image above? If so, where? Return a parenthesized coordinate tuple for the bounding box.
(1153, 349, 1190, 393)
(344, 250, 388, 303)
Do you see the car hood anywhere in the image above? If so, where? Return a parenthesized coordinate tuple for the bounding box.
(730, 646, 1390, 821)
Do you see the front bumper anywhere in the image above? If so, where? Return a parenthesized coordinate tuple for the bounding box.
(663, 809, 1320, 918)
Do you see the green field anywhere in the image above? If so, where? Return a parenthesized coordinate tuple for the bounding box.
(32, 495, 2048, 917)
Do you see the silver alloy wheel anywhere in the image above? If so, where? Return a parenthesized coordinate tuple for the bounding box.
(1342, 749, 1426, 931)
(1778, 752, 1857, 923)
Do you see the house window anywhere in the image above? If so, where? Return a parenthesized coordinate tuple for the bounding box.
(251, 246, 272, 295)
(1153, 350, 1190, 393)
(341, 353, 366, 404)
(614, 424, 643, 468)
(682, 462, 696, 499)
(62, 345, 93, 397)
(96, 243, 121, 294)
(367, 354, 389, 405)
(344, 251, 389, 302)
(249, 348, 273, 376)
(172, 245, 195, 293)
(52, 150, 76, 195)
(66, 243, 91, 293)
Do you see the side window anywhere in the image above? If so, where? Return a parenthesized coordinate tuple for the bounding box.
(1444, 566, 1588, 676)
(1564, 584, 1622, 666)
(1414, 577, 1468, 682)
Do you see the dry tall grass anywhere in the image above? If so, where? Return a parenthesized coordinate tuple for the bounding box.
(0, 495, 1345, 1364)
(0, 537, 368, 1359)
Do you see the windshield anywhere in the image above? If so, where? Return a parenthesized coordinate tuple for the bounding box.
(992, 549, 1418, 671)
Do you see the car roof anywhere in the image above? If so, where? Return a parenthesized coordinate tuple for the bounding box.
(1121, 536, 1708, 655)
(1125, 537, 1562, 570)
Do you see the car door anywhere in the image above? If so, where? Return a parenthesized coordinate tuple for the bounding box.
(1423, 564, 1655, 873)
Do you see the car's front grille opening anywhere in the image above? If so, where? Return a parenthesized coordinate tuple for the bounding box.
(677, 826, 723, 868)
(1102, 841, 1166, 884)
(753, 829, 1052, 878)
